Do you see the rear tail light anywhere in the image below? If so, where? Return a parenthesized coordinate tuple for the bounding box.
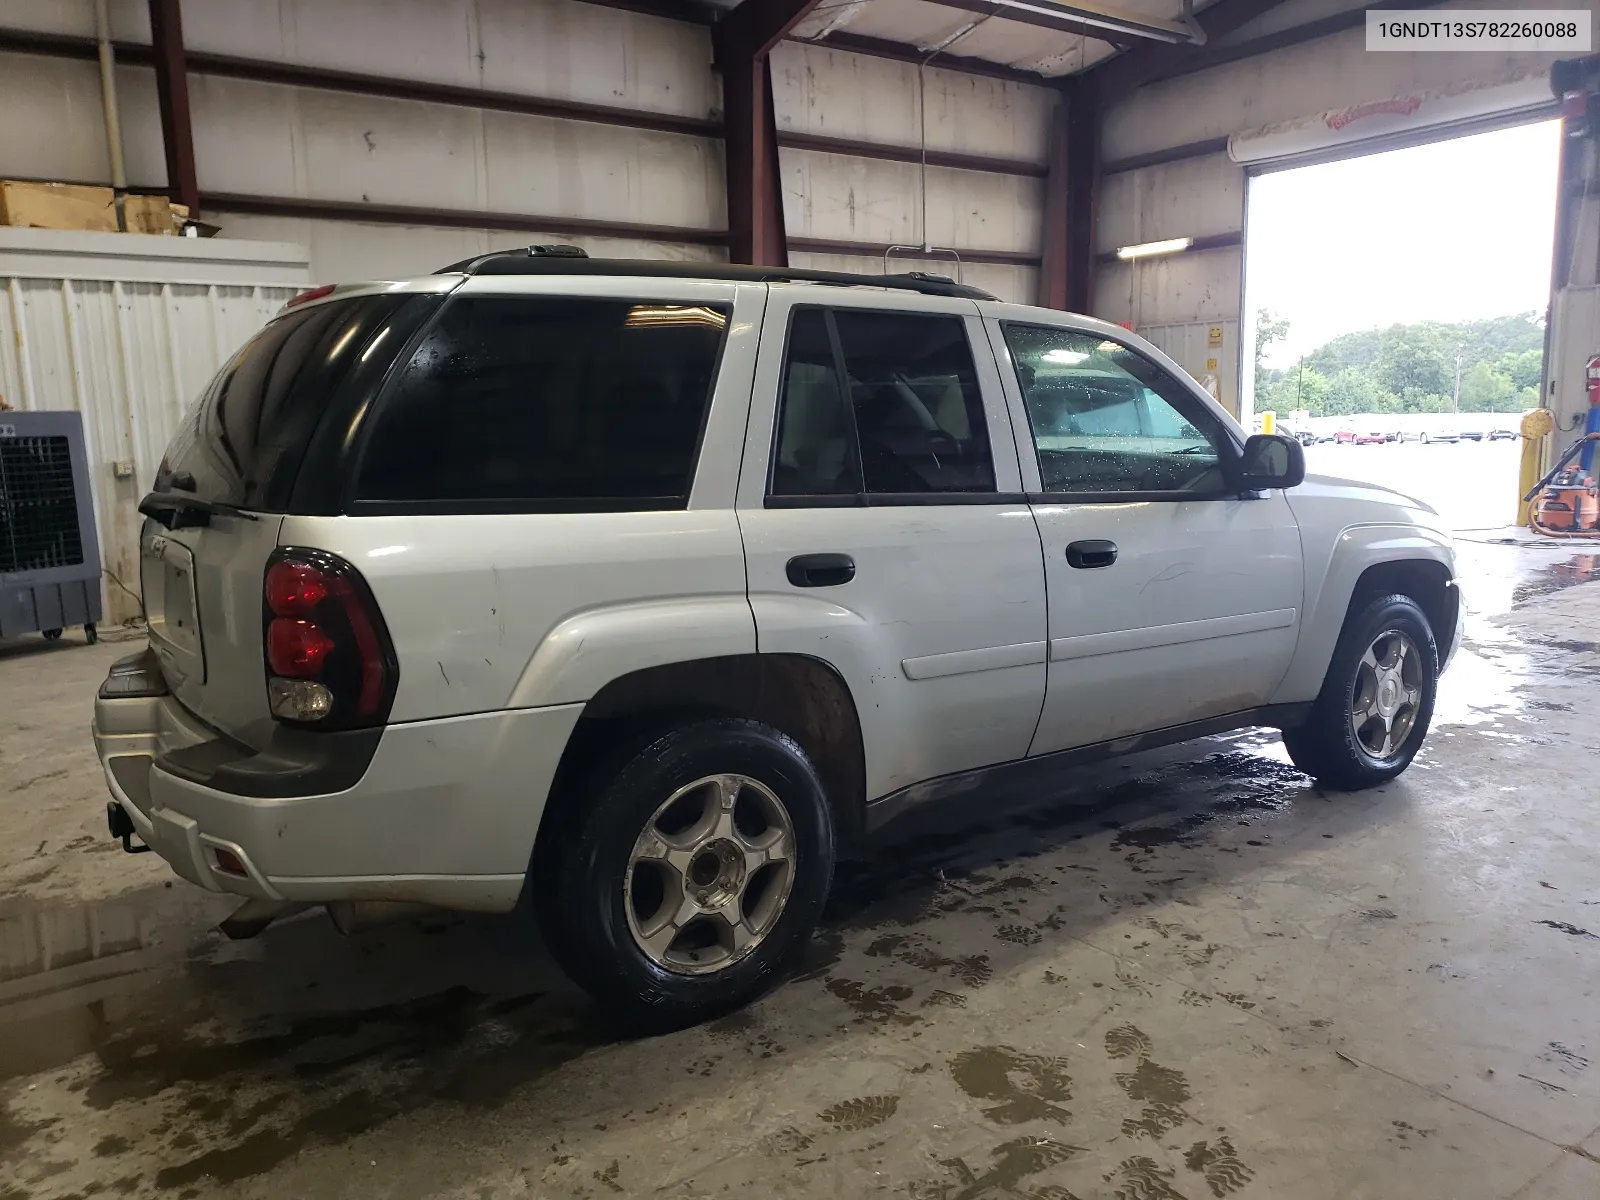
(263, 550, 397, 728)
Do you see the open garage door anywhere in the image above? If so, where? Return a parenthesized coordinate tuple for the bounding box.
(1089, 9, 1571, 426)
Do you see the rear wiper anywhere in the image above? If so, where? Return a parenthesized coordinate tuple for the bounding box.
(139, 491, 260, 529)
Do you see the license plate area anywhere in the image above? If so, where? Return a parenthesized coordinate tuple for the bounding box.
(142, 531, 204, 683)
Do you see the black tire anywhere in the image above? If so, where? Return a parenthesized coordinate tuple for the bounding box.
(533, 717, 836, 1031)
(1283, 593, 1438, 790)
(41, 628, 62, 641)
(84, 623, 98, 645)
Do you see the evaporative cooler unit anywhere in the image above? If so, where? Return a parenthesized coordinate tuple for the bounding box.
(0, 411, 101, 643)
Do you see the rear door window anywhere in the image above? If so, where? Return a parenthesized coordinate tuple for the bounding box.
(769, 307, 996, 499)
(353, 297, 730, 510)
(157, 296, 402, 510)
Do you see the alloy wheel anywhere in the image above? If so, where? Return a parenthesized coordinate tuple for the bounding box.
(624, 774, 797, 975)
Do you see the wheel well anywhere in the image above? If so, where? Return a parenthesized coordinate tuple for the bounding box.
(1347, 559, 1458, 661)
(545, 654, 868, 845)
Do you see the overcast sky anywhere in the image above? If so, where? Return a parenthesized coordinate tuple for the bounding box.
(1246, 119, 1562, 370)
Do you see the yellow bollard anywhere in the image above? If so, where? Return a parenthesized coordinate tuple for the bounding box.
(1518, 408, 1555, 527)
(1260, 410, 1276, 435)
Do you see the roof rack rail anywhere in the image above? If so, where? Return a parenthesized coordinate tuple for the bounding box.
(434, 250, 998, 300)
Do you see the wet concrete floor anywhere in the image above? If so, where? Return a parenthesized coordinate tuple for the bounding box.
(3, 538, 1600, 1198)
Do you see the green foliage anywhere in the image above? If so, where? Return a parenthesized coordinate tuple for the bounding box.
(1281, 312, 1543, 417)
(1458, 361, 1513, 412)
(1496, 347, 1543, 392)
(1263, 364, 1328, 416)
(1254, 309, 1290, 402)
(1323, 367, 1398, 416)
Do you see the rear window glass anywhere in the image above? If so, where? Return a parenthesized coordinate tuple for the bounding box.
(353, 297, 729, 509)
(157, 296, 398, 509)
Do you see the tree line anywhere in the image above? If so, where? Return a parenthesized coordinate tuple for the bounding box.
(1254, 310, 1543, 416)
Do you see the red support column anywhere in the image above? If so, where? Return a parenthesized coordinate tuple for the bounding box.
(714, 0, 821, 265)
(147, 0, 200, 216)
(1037, 94, 1071, 309)
(1063, 77, 1100, 315)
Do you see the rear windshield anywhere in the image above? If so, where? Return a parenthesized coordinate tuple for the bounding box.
(351, 296, 730, 510)
(156, 296, 399, 509)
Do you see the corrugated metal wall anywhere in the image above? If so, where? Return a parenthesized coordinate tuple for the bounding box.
(0, 1, 1055, 300)
(0, 232, 307, 623)
(772, 42, 1052, 303)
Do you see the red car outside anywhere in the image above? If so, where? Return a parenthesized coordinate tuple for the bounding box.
(1354, 431, 1388, 444)
(1333, 430, 1357, 444)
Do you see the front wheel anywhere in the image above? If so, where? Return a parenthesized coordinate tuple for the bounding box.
(534, 717, 836, 1031)
(1283, 593, 1438, 790)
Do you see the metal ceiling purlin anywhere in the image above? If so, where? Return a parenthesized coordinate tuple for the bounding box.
(914, 0, 1195, 48)
(146, 0, 199, 217)
(715, 0, 826, 265)
(1081, 0, 1287, 103)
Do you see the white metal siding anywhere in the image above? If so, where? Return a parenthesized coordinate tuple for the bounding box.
(0, 1, 1059, 293)
(0, 234, 306, 623)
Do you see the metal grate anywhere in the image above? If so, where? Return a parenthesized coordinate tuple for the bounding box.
(0, 436, 85, 573)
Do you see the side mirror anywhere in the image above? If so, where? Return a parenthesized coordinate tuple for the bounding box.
(1238, 433, 1305, 491)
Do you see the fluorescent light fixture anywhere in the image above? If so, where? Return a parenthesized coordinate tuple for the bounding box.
(1115, 237, 1194, 261)
(1043, 348, 1090, 364)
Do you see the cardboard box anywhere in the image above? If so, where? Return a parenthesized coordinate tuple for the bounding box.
(124, 193, 178, 235)
(0, 181, 118, 232)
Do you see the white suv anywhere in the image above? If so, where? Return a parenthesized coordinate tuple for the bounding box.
(94, 249, 1460, 1027)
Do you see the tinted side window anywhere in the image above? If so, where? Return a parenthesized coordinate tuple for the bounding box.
(355, 298, 728, 508)
(1004, 325, 1227, 496)
(769, 308, 996, 499)
(837, 310, 995, 495)
(772, 310, 861, 497)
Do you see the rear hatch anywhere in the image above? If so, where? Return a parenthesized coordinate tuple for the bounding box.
(141, 290, 433, 749)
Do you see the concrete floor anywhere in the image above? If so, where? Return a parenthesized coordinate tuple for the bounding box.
(3, 538, 1600, 1199)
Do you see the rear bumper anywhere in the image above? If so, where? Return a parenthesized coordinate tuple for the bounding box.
(93, 650, 584, 911)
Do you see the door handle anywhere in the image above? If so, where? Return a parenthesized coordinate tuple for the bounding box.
(1066, 539, 1117, 569)
(786, 553, 856, 588)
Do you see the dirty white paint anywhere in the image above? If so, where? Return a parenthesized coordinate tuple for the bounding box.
(770, 41, 1055, 161)
(1096, 153, 1243, 254)
(0, 230, 307, 622)
(782, 150, 1043, 256)
(0, 1, 1060, 288)
(0, 0, 723, 281)
(1101, 0, 1596, 162)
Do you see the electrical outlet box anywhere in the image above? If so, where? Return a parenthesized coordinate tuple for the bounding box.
(113, 460, 135, 479)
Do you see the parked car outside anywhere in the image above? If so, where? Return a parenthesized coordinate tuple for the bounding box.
(1488, 428, 1518, 441)
(1334, 429, 1357, 444)
(1460, 429, 1483, 442)
(92, 252, 1463, 1028)
(1355, 431, 1387, 445)
(1397, 430, 1424, 443)
(1425, 430, 1460, 444)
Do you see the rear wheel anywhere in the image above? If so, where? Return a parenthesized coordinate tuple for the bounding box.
(1283, 593, 1438, 790)
(41, 628, 62, 641)
(534, 717, 835, 1031)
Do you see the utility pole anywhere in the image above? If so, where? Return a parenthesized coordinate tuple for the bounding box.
(1452, 343, 1463, 413)
(1297, 357, 1304, 407)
